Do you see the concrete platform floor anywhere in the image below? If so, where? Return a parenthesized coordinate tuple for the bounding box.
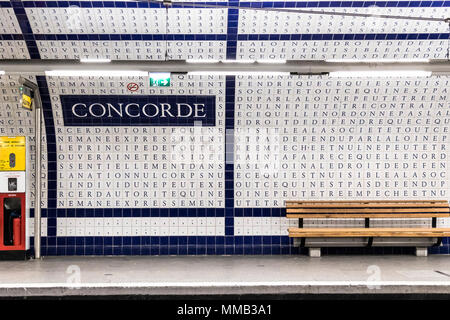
(1, 255, 450, 297)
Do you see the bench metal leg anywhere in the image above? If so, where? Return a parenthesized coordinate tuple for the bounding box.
(308, 248, 321, 258)
(434, 238, 443, 247)
(415, 247, 428, 257)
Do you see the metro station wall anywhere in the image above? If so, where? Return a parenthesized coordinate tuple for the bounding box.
(0, 0, 449, 255)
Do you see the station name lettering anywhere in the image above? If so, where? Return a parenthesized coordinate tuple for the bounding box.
(71, 102, 207, 119)
(59, 94, 216, 126)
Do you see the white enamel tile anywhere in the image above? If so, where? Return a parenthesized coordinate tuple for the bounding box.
(28, 218, 48, 237)
(26, 8, 227, 34)
(234, 217, 298, 236)
(36, 40, 225, 60)
(234, 75, 450, 205)
(237, 39, 448, 60)
(26, 8, 166, 34)
(0, 8, 21, 34)
(167, 8, 227, 34)
(238, 7, 449, 34)
(0, 41, 30, 59)
(57, 217, 225, 236)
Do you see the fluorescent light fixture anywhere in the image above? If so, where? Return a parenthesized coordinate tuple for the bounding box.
(329, 71, 432, 78)
(188, 71, 290, 76)
(149, 72, 170, 79)
(186, 59, 220, 63)
(326, 58, 430, 63)
(256, 59, 287, 64)
(0, 71, 5, 75)
(221, 59, 256, 63)
(80, 58, 112, 63)
(45, 70, 148, 77)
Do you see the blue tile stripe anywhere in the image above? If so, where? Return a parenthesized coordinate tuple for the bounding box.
(36, 76, 57, 239)
(32, 34, 228, 41)
(0, 1, 11, 7)
(226, 0, 239, 59)
(54, 208, 227, 218)
(43, 236, 293, 256)
(21, 1, 230, 8)
(46, 207, 284, 218)
(238, 33, 450, 40)
(235, 208, 286, 217)
(0, 34, 24, 40)
(238, 1, 450, 7)
(3, 33, 445, 43)
(225, 75, 236, 236)
(18, 0, 450, 8)
(42, 234, 428, 256)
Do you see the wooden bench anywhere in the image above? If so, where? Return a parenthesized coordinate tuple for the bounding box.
(286, 200, 450, 257)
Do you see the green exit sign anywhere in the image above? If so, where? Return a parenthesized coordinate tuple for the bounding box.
(149, 73, 171, 87)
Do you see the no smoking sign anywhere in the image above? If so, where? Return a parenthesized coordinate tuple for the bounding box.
(127, 82, 140, 92)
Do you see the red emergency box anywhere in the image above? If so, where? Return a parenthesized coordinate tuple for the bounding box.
(0, 193, 26, 253)
(0, 137, 29, 260)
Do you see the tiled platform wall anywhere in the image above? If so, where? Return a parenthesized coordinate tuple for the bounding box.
(0, 0, 449, 255)
(1, 73, 449, 255)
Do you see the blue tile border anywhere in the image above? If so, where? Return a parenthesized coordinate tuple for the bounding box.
(226, 0, 239, 59)
(40, 236, 296, 256)
(0, 34, 24, 40)
(47, 207, 284, 218)
(238, 1, 450, 7)
(32, 34, 228, 41)
(225, 75, 236, 235)
(36, 76, 57, 238)
(38, 235, 439, 256)
(20, 1, 230, 8)
(59, 94, 216, 127)
(54, 208, 227, 218)
(237, 33, 450, 40)
(3, 33, 445, 43)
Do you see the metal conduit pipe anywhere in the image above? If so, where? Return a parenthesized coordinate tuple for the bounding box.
(18, 77, 42, 260)
(0, 59, 449, 75)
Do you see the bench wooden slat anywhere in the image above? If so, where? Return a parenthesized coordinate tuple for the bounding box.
(286, 213, 450, 219)
(287, 208, 450, 214)
(288, 227, 450, 238)
(286, 202, 450, 208)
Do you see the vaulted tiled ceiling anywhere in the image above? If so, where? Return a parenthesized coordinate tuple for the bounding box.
(0, 0, 449, 61)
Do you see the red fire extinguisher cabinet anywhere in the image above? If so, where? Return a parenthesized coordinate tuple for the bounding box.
(0, 193, 26, 252)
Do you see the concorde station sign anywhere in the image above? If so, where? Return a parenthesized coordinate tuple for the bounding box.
(60, 95, 216, 126)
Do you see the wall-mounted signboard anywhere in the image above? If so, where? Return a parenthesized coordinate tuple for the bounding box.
(149, 73, 171, 87)
(59, 95, 216, 127)
(0, 136, 26, 171)
(19, 86, 33, 111)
